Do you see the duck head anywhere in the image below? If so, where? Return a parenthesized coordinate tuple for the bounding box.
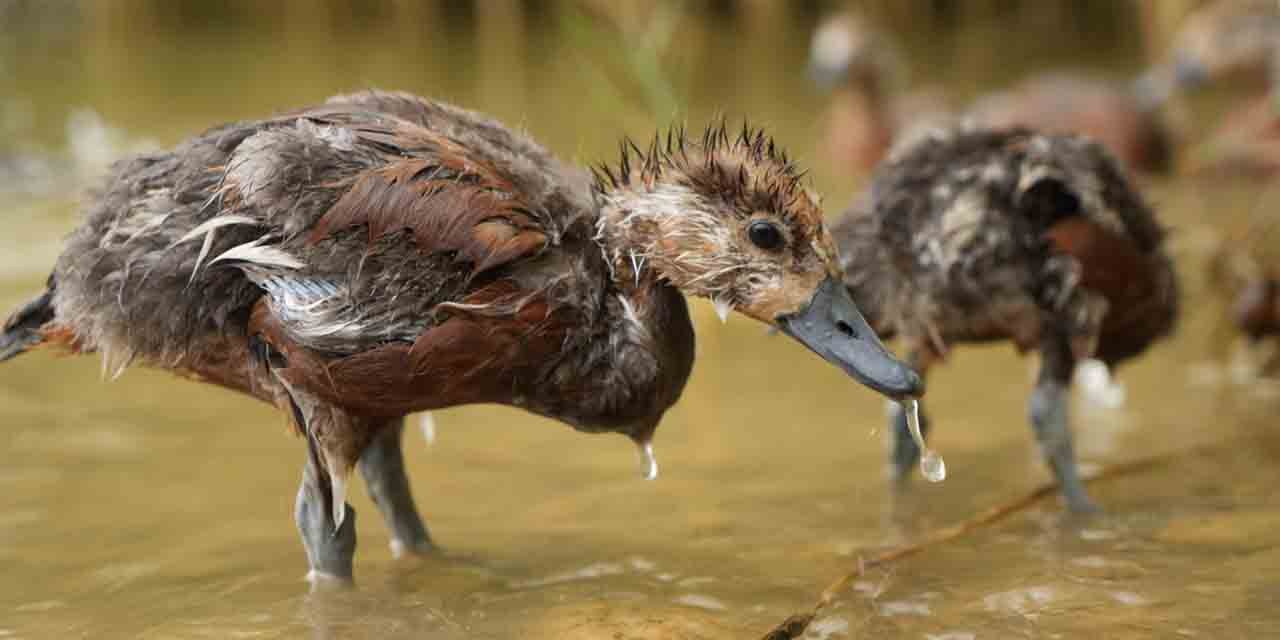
(808, 11, 902, 93)
(594, 124, 922, 400)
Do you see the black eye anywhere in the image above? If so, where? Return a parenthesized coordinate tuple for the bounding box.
(748, 221, 785, 251)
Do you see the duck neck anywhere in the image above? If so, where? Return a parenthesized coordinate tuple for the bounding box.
(593, 184, 694, 299)
(538, 189, 696, 437)
(831, 79, 895, 168)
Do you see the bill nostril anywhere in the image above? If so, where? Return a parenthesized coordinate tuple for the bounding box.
(835, 320, 856, 338)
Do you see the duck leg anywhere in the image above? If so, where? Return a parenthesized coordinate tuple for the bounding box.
(260, 344, 358, 583)
(296, 431, 358, 584)
(889, 347, 934, 482)
(358, 418, 433, 557)
(1029, 331, 1098, 513)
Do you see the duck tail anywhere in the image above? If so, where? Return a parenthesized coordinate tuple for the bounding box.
(0, 277, 55, 363)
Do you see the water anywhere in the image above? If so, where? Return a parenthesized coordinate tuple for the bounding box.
(2, 3, 1280, 639)
(902, 398, 947, 483)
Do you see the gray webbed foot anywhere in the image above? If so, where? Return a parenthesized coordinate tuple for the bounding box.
(359, 419, 434, 557)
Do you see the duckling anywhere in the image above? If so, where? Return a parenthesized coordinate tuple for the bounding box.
(810, 12, 1174, 176)
(1153, 0, 1280, 178)
(835, 126, 1178, 511)
(808, 11, 954, 175)
(1153, 0, 1279, 93)
(0, 91, 920, 582)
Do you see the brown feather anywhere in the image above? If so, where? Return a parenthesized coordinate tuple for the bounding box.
(309, 158, 546, 276)
(1045, 216, 1176, 363)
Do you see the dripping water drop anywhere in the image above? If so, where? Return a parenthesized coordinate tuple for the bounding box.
(902, 398, 946, 483)
(921, 451, 946, 482)
(713, 298, 732, 324)
(419, 412, 437, 446)
(638, 441, 659, 480)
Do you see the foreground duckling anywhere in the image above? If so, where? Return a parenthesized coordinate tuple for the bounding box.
(0, 91, 920, 582)
(835, 126, 1178, 511)
(810, 12, 1174, 177)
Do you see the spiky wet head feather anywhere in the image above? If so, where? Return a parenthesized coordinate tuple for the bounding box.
(593, 121, 840, 321)
(593, 121, 819, 225)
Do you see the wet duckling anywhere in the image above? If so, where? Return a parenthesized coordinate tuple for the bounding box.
(0, 91, 920, 582)
(810, 12, 1174, 176)
(835, 126, 1178, 511)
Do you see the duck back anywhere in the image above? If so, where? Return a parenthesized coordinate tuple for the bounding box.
(836, 126, 1176, 364)
(48, 92, 596, 379)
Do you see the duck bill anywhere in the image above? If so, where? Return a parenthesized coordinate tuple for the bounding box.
(777, 276, 923, 400)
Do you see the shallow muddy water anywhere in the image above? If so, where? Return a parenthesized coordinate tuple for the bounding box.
(1, 3, 1278, 638)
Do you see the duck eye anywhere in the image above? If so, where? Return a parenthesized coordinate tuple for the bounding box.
(748, 221, 785, 251)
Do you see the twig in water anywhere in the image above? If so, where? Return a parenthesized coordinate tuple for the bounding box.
(759, 448, 1207, 640)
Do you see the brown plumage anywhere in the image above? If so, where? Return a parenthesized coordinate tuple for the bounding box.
(835, 126, 1178, 511)
(809, 12, 1175, 176)
(808, 12, 954, 175)
(0, 90, 918, 581)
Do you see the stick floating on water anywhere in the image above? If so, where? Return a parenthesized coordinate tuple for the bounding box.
(759, 444, 1210, 640)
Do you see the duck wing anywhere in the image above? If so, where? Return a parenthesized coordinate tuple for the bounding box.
(183, 105, 593, 415)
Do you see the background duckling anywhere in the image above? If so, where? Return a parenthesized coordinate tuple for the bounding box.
(808, 11, 954, 176)
(1205, 183, 1280, 375)
(810, 11, 1175, 178)
(1152, 0, 1279, 93)
(0, 91, 919, 582)
(1155, 0, 1280, 178)
(834, 125, 1179, 512)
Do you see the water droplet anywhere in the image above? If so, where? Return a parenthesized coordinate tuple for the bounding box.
(638, 441, 659, 480)
(921, 451, 946, 482)
(418, 412, 437, 446)
(713, 297, 732, 324)
(901, 398, 946, 483)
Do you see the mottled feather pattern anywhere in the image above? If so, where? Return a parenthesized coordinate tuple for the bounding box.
(837, 126, 1176, 362)
(48, 92, 592, 370)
